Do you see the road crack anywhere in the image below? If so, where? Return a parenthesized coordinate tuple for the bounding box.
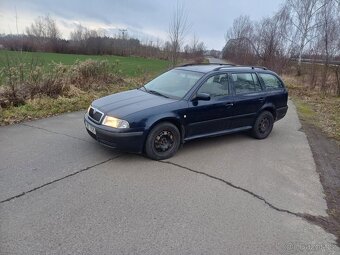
(160, 160, 340, 246)
(20, 123, 92, 143)
(160, 160, 302, 217)
(0, 155, 120, 204)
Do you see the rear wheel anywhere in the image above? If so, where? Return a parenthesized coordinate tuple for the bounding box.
(251, 111, 274, 139)
(145, 122, 181, 160)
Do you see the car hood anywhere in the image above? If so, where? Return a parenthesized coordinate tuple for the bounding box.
(92, 89, 177, 118)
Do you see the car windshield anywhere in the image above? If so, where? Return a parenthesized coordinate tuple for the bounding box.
(143, 69, 203, 99)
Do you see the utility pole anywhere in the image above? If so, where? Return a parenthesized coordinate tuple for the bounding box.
(119, 29, 127, 40)
(15, 6, 23, 53)
(119, 29, 128, 55)
(150, 40, 153, 57)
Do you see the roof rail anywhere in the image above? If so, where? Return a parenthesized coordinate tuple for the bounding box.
(217, 65, 268, 70)
(179, 63, 270, 71)
(179, 63, 226, 67)
(251, 66, 267, 70)
(212, 64, 236, 71)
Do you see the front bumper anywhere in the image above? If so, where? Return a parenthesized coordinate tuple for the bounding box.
(84, 114, 145, 153)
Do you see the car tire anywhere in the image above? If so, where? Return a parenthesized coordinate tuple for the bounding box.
(251, 111, 274, 139)
(145, 122, 181, 160)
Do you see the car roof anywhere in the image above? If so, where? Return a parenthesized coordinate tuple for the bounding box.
(175, 63, 275, 74)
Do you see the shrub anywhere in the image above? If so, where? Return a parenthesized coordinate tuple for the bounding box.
(68, 59, 119, 89)
(0, 58, 122, 108)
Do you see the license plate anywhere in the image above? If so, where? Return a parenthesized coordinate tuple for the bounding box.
(85, 122, 96, 135)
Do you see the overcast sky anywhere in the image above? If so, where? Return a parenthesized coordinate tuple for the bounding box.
(0, 0, 284, 50)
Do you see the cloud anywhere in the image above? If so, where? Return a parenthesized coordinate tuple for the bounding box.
(0, 0, 284, 49)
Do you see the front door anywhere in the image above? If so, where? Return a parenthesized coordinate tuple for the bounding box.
(186, 73, 234, 138)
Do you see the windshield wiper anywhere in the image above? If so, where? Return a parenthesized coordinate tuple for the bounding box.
(139, 85, 148, 92)
(147, 89, 169, 98)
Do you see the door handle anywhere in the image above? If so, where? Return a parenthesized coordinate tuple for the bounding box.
(225, 102, 234, 107)
(258, 97, 265, 102)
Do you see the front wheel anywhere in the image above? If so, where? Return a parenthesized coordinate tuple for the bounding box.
(145, 122, 181, 160)
(251, 111, 274, 139)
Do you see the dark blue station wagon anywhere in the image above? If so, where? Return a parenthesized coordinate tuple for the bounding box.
(84, 64, 288, 159)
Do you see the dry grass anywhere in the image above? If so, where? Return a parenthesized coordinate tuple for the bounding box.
(0, 82, 138, 125)
(283, 74, 340, 141)
(0, 53, 169, 126)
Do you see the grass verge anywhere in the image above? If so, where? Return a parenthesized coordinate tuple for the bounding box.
(0, 82, 139, 125)
(0, 51, 169, 125)
(283, 75, 340, 141)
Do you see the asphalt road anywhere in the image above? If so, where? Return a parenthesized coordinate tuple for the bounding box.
(206, 57, 228, 64)
(1, 94, 339, 253)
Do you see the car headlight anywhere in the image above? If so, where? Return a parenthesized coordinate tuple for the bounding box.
(102, 116, 130, 129)
(87, 105, 91, 113)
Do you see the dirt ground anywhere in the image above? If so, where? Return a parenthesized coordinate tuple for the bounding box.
(300, 120, 340, 246)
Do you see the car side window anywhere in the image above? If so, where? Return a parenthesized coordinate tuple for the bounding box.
(258, 73, 282, 90)
(232, 73, 262, 94)
(197, 74, 229, 98)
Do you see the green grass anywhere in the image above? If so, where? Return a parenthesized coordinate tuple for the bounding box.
(0, 50, 170, 77)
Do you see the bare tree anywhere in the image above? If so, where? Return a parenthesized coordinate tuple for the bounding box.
(70, 24, 87, 41)
(223, 12, 294, 73)
(225, 15, 253, 41)
(183, 34, 206, 60)
(190, 33, 199, 53)
(315, 0, 340, 92)
(168, 2, 190, 66)
(223, 15, 258, 64)
(26, 15, 60, 51)
(163, 41, 172, 60)
(257, 8, 298, 73)
(222, 0, 340, 95)
(26, 15, 60, 39)
(284, 0, 326, 75)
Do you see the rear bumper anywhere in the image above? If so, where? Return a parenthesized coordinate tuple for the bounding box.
(276, 106, 288, 121)
(84, 114, 145, 153)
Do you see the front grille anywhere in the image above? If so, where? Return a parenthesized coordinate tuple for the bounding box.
(89, 107, 104, 123)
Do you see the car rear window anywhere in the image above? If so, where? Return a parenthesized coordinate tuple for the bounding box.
(258, 73, 283, 90)
(231, 73, 262, 94)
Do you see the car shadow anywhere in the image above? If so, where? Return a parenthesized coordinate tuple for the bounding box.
(101, 127, 283, 161)
(106, 131, 254, 161)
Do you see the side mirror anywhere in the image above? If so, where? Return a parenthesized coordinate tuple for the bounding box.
(194, 92, 211, 101)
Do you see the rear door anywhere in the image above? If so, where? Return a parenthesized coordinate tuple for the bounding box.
(257, 72, 288, 109)
(185, 73, 234, 138)
(230, 72, 266, 128)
